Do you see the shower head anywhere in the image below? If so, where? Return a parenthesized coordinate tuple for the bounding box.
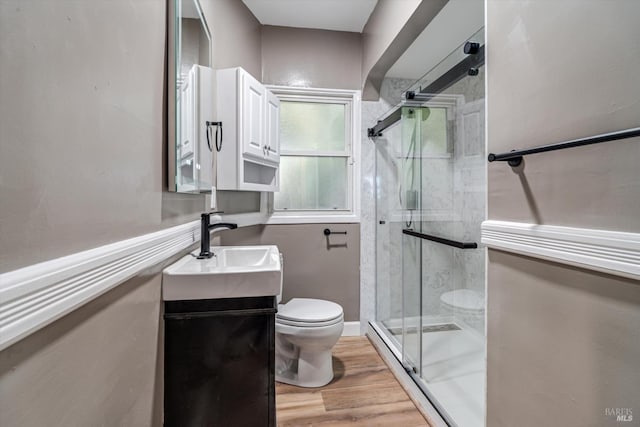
(421, 107, 431, 122)
(406, 106, 431, 122)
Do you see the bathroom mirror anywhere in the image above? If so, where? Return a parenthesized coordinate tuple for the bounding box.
(168, 0, 215, 193)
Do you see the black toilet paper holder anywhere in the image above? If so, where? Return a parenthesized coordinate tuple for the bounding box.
(323, 228, 347, 236)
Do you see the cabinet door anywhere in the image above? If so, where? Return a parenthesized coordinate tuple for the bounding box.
(264, 90, 280, 163)
(194, 65, 215, 191)
(241, 71, 266, 160)
(164, 300, 276, 427)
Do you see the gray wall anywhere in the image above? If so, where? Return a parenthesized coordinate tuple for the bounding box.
(486, 1, 640, 426)
(219, 224, 361, 322)
(202, 0, 262, 78)
(487, 251, 640, 427)
(261, 26, 362, 90)
(487, 1, 640, 232)
(361, 0, 420, 95)
(0, 0, 205, 273)
(0, 269, 165, 426)
(0, 0, 261, 425)
(252, 27, 366, 322)
(361, 0, 447, 100)
(201, 0, 262, 209)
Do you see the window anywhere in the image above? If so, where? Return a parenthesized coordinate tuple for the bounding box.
(268, 87, 360, 223)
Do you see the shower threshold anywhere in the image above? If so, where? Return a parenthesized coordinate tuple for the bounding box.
(368, 322, 450, 427)
(370, 320, 485, 427)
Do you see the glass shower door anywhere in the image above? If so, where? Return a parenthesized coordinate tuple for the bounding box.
(373, 28, 486, 427)
(408, 37, 486, 427)
(400, 106, 423, 376)
(375, 117, 404, 351)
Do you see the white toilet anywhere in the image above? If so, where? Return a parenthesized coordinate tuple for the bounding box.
(275, 258, 344, 387)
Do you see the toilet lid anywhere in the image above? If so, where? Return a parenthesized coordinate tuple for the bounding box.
(277, 298, 343, 323)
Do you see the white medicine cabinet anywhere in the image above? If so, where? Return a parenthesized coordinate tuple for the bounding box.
(216, 67, 280, 191)
(168, 0, 280, 194)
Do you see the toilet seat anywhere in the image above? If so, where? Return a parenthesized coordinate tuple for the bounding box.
(277, 298, 343, 325)
(277, 315, 343, 328)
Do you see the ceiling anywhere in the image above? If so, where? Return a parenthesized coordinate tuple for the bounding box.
(386, 0, 484, 79)
(242, 0, 378, 33)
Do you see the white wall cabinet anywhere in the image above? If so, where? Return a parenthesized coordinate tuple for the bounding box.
(216, 67, 280, 191)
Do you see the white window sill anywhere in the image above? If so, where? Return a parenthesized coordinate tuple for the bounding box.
(266, 213, 360, 225)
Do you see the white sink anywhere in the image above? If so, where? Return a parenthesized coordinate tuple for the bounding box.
(162, 245, 282, 301)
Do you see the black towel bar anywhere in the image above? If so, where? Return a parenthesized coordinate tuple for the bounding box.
(488, 126, 640, 167)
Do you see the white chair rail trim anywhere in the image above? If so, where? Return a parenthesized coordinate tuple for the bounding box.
(0, 221, 200, 352)
(481, 220, 640, 280)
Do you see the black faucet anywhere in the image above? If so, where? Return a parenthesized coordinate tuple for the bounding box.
(198, 213, 237, 259)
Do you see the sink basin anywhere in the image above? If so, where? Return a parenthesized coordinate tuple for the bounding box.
(162, 245, 282, 301)
(221, 247, 273, 267)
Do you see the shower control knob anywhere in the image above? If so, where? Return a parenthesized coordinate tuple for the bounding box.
(464, 41, 480, 54)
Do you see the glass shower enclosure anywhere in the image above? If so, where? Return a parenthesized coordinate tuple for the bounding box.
(371, 30, 486, 427)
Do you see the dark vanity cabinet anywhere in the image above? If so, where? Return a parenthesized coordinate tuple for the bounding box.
(164, 296, 277, 427)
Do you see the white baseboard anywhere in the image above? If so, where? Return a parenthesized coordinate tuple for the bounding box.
(482, 220, 640, 280)
(342, 321, 361, 336)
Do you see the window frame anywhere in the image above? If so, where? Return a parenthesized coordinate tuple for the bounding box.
(266, 86, 361, 224)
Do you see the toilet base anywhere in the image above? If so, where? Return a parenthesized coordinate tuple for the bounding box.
(276, 348, 334, 388)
